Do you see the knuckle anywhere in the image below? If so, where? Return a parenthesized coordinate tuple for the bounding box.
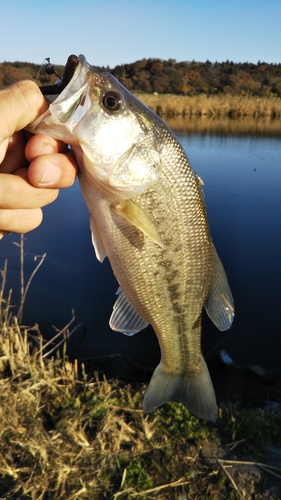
(0, 207, 43, 232)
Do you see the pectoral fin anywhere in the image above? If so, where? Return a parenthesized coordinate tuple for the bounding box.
(114, 199, 164, 248)
(204, 245, 234, 331)
(109, 287, 149, 335)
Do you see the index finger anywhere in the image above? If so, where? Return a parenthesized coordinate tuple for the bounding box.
(0, 80, 49, 144)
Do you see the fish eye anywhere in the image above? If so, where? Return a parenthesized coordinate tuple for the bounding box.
(102, 91, 122, 112)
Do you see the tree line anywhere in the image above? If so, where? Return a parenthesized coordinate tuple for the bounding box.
(1, 58, 281, 97)
(0, 61, 65, 88)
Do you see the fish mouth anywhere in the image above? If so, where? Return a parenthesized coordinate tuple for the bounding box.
(40, 54, 80, 97)
(39, 55, 93, 124)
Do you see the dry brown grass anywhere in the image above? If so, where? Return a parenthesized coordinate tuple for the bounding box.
(134, 93, 281, 119)
(0, 310, 281, 498)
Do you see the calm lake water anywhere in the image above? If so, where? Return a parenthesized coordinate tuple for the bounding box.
(1, 122, 281, 372)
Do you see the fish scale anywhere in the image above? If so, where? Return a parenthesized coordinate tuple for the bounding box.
(80, 135, 214, 402)
(29, 54, 234, 422)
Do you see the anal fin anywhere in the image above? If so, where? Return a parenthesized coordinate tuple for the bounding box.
(109, 287, 149, 335)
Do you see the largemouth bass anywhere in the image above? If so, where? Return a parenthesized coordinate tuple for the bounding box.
(29, 54, 234, 421)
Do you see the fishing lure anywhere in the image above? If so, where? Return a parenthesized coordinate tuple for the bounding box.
(39, 55, 79, 96)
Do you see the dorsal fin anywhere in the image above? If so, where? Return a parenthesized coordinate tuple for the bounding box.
(204, 245, 234, 331)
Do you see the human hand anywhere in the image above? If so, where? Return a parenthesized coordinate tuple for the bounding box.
(0, 80, 78, 238)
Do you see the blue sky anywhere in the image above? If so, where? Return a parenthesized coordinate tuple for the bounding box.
(1, 0, 281, 67)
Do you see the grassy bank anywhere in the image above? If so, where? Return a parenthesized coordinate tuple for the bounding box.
(0, 314, 281, 499)
(134, 93, 281, 119)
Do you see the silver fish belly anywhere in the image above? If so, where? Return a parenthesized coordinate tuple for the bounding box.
(29, 54, 234, 421)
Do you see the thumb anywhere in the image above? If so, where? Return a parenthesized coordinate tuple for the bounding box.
(0, 80, 48, 144)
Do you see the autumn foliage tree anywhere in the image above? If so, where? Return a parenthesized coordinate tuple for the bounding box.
(1, 58, 281, 97)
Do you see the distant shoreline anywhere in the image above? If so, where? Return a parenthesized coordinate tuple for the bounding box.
(134, 93, 281, 119)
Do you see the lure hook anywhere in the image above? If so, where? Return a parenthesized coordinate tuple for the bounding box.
(39, 54, 79, 96)
(44, 57, 62, 81)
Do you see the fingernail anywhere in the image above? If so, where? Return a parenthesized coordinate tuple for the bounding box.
(40, 140, 55, 155)
(38, 160, 61, 186)
(0, 231, 9, 240)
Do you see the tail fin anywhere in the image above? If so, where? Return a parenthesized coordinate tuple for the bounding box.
(143, 357, 218, 422)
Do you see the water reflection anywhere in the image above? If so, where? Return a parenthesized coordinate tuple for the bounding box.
(165, 115, 281, 137)
(179, 132, 281, 372)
